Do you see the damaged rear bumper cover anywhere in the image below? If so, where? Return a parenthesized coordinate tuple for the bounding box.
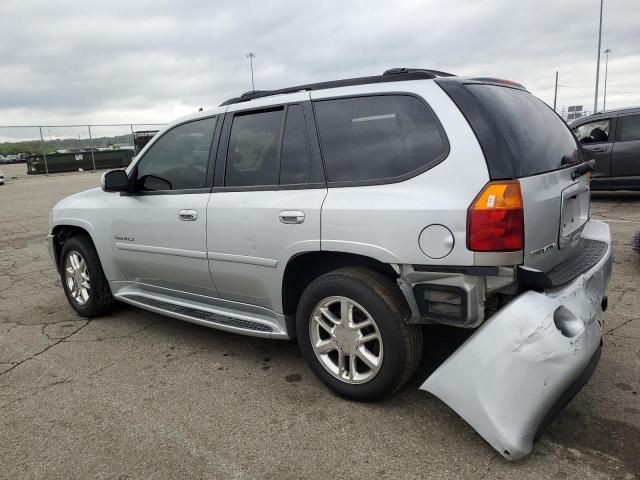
(420, 220, 612, 460)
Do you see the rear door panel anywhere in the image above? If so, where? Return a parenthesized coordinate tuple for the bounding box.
(206, 93, 327, 314)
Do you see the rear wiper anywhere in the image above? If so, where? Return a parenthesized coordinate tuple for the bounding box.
(570, 159, 596, 180)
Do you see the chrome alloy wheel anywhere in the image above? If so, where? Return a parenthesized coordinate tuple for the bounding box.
(309, 296, 384, 384)
(64, 250, 90, 306)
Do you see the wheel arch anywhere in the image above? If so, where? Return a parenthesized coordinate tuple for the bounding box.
(51, 223, 98, 273)
(281, 251, 400, 324)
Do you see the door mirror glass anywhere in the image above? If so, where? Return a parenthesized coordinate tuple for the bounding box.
(139, 174, 172, 191)
(101, 169, 129, 192)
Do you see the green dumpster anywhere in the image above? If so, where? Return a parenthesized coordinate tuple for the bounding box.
(27, 149, 134, 174)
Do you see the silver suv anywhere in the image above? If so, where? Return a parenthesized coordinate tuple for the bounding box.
(48, 68, 612, 460)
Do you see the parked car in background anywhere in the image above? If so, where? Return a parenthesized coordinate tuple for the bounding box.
(48, 68, 611, 460)
(570, 107, 640, 190)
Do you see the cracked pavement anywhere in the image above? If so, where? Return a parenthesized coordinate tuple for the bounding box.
(0, 164, 639, 479)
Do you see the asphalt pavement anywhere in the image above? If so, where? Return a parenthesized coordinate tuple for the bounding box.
(0, 163, 638, 479)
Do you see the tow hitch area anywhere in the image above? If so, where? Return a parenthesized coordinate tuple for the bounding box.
(421, 221, 611, 460)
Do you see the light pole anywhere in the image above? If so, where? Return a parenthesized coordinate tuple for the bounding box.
(246, 52, 256, 91)
(593, 0, 604, 113)
(603, 48, 611, 111)
(553, 71, 559, 111)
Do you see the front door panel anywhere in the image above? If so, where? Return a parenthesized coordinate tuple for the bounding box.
(582, 142, 612, 181)
(111, 193, 217, 297)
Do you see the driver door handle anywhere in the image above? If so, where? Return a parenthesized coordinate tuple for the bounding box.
(178, 209, 198, 221)
(590, 147, 608, 152)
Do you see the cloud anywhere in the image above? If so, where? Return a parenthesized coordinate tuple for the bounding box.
(0, 0, 638, 132)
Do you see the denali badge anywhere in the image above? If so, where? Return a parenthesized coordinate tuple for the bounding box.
(114, 235, 135, 242)
(529, 243, 556, 257)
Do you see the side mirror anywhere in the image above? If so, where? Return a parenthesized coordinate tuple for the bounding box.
(101, 169, 130, 192)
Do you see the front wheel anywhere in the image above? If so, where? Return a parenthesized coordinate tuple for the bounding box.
(296, 267, 423, 402)
(60, 235, 116, 318)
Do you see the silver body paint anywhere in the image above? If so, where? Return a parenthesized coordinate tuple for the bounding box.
(48, 77, 612, 458)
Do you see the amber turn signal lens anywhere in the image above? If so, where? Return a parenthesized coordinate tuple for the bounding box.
(467, 180, 524, 252)
(471, 181, 523, 210)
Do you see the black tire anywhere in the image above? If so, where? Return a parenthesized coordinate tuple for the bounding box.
(296, 267, 423, 402)
(59, 235, 116, 318)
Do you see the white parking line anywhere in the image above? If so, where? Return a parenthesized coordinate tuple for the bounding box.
(592, 217, 640, 224)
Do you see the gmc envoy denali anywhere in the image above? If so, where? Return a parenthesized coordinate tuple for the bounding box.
(48, 68, 612, 459)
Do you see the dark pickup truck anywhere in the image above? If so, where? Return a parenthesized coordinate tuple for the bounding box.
(570, 107, 640, 191)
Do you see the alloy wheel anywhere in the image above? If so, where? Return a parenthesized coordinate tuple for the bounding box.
(309, 296, 384, 384)
(64, 250, 90, 305)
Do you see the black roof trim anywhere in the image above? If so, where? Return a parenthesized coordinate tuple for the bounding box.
(220, 68, 454, 106)
(569, 106, 640, 125)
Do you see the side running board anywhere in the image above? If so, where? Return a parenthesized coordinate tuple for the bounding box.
(117, 293, 287, 339)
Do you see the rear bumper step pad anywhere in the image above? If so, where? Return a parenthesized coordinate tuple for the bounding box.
(518, 238, 607, 290)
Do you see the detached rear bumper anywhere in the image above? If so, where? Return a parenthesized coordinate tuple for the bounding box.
(420, 220, 612, 460)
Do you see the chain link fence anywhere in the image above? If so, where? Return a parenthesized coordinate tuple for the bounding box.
(0, 123, 165, 174)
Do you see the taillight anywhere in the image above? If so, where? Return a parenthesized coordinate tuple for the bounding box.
(467, 180, 524, 252)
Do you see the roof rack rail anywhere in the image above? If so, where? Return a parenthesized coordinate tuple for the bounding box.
(383, 67, 456, 77)
(220, 67, 455, 106)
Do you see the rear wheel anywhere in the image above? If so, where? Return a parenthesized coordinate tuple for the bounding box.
(296, 267, 423, 401)
(60, 235, 116, 318)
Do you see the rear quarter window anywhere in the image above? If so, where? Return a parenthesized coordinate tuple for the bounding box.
(313, 95, 447, 184)
(468, 85, 580, 177)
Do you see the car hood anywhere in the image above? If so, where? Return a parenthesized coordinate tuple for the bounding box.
(52, 187, 111, 213)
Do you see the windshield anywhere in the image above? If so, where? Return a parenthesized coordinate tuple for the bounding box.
(468, 84, 581, 177)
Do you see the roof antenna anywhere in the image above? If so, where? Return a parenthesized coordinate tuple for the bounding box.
(198, 107, 203, 112)
(246, 52, 256, 91)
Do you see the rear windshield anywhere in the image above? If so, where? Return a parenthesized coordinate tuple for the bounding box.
(468, 85, 580, 177)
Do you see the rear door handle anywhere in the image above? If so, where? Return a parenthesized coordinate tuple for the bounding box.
(279, 210, 305, 224)
(178, 209, 198, 221)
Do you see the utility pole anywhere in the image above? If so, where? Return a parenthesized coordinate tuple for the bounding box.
(553, 71, 559, 111)
(603, 48, 611, 111)
(246, 52, 256, 91)
(594, 0, 604, 113)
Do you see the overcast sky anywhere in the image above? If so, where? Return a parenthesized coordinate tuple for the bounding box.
(1, 0, 638, 140)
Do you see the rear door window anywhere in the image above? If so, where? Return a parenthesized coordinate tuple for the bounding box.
(224, 104, 315, 188)
(225, 109, 283, 187)
(619, 115, 640, 142)
(313, 95, 447, 184)
(467, 84, 581, 177)
(574, 119, 611, 144)
(280, 104, 312, 185)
